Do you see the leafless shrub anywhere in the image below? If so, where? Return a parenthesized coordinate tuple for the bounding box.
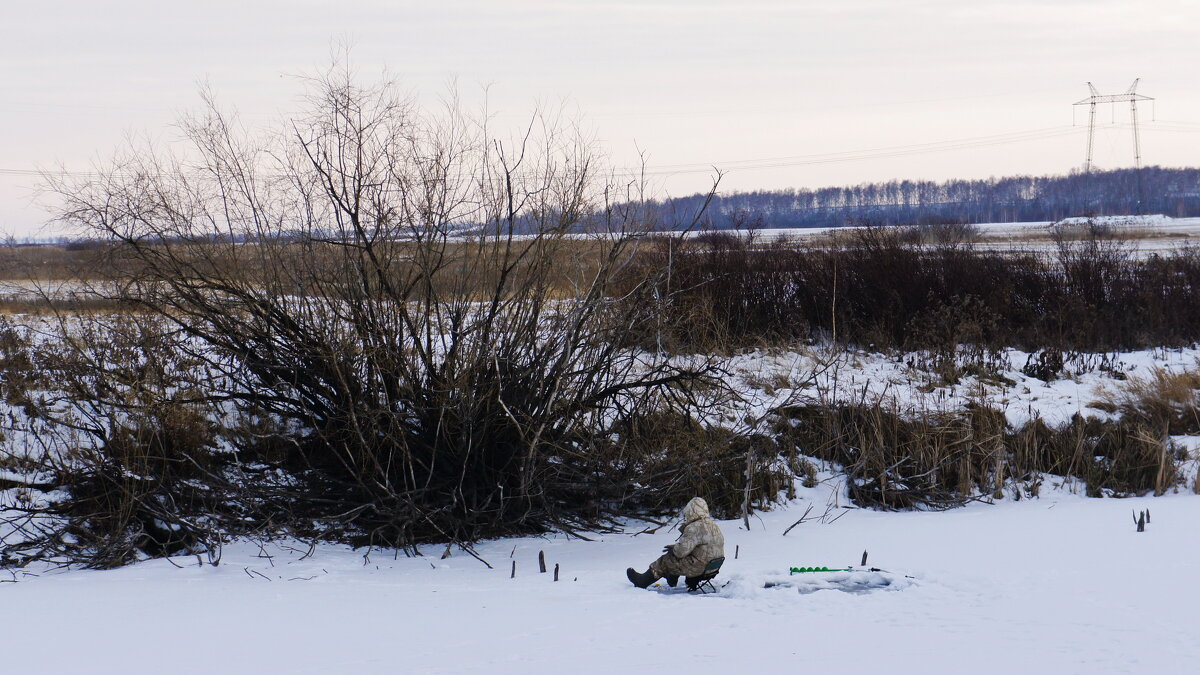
(904, 294, 1007, 384)
(1, 61, 750, 567)
(0, 313, 234, 568)
(896, 221, 981, 247)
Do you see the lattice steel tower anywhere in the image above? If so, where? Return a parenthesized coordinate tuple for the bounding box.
(1073, 79, 1154, 173)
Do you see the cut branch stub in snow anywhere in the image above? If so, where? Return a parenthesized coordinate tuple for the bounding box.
(1134, 510, 1147, 532)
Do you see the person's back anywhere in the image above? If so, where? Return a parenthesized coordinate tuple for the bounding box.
(669, 497, 724, 577)
(627, 496, 724, 588)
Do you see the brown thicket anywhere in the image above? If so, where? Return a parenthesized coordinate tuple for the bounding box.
(642, 225, 1200, 355)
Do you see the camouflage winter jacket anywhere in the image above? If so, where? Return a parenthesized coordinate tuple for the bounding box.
(665, 497, 725, 578)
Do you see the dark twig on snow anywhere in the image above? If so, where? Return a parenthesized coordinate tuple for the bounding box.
(782, 504, 815, 536)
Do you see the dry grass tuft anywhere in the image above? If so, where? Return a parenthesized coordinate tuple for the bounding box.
(773, 398, 1181, 508)
(1104, 367, 1200, 435)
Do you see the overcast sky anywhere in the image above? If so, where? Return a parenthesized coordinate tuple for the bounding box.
(3, 0, 1198, 236)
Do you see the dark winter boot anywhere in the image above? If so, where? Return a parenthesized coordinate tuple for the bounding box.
(664, 574, 679, 588)
(626, 567, 658, 588)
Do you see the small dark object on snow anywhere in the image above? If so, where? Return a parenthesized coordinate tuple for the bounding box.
(861, 550, 869, 566)
(1134, 509, 1148, 532)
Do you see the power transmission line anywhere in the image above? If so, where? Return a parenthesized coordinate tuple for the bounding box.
(8, 121, 1200, 183)
(638, 128, 1086, 177)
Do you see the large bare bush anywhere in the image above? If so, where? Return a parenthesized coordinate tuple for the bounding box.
(21, 63, 730, 561)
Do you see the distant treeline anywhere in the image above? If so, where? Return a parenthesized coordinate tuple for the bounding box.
(655, 166, 1200, 230)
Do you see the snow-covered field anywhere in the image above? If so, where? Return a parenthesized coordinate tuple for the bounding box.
(3, 478, 1197, 674)
(754, 214, 1200, 242)
(715, 343, 1200, 429)
(739, 215, 1200, 258)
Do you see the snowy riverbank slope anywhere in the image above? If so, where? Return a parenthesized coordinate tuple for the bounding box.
(3, 480, 1198, 674)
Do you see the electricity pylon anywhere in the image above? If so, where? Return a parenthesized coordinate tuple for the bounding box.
(1073, 79, 1154, 173)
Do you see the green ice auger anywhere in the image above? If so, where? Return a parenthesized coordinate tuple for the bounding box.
(789, 566, 851, 574)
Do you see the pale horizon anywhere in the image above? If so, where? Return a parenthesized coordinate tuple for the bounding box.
(4, 0, 1199, 237)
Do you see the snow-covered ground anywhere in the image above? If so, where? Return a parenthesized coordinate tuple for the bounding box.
(2, 478, 1197, 674)
(4, 287, 1200, 674)
(714, 344, 1200, 428)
